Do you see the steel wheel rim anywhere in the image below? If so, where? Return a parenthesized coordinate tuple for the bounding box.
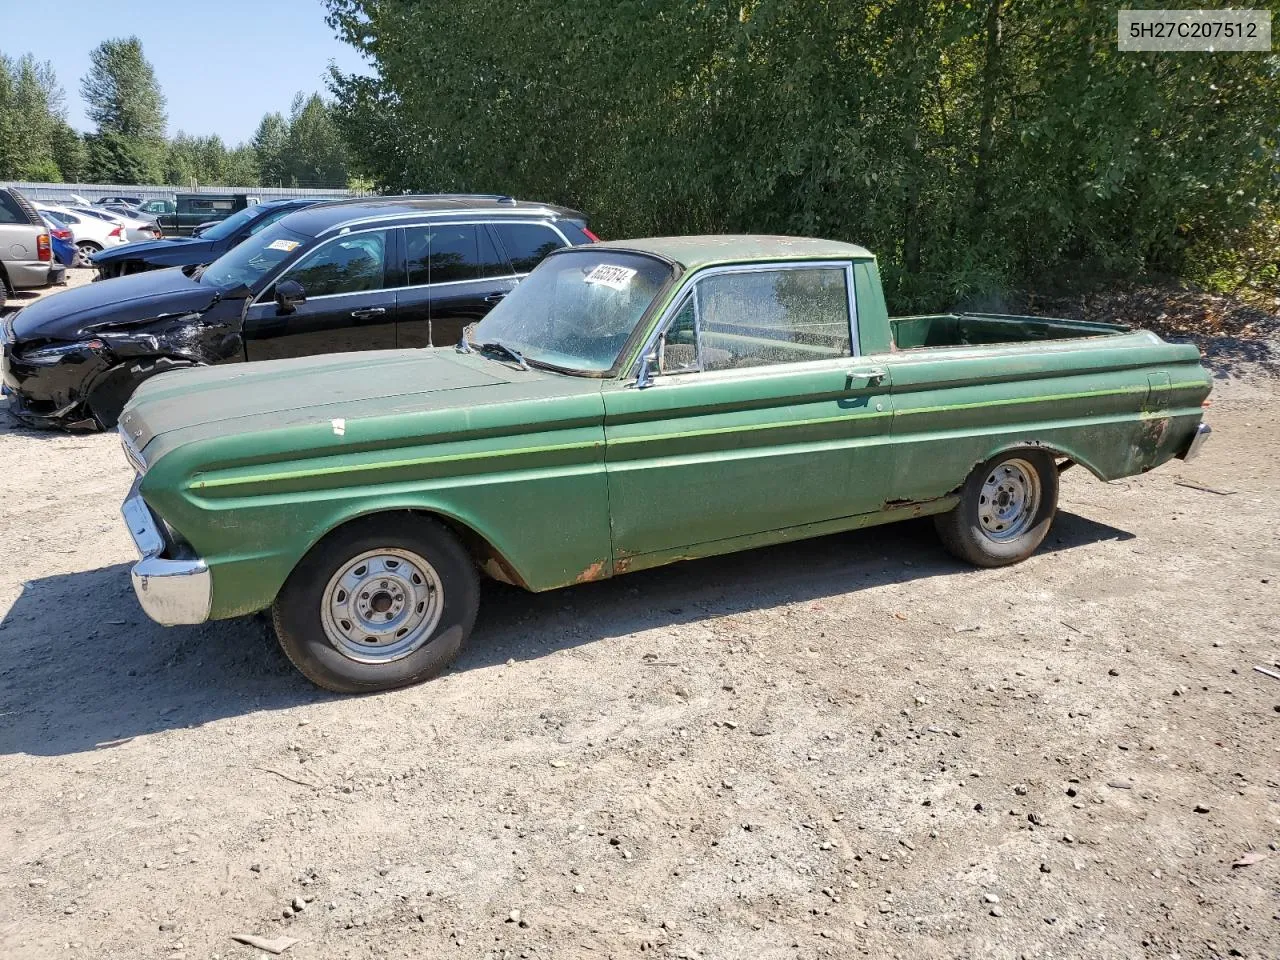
(978, 458, 1041, 542)
(75, 244, 95, 267)
(320, 548, 444, 664)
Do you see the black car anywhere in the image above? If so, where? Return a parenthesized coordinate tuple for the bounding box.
(91, 198, 322, 279)
(1, 195, 596, 430)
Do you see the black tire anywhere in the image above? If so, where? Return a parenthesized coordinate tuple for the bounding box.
(74, 241, 101, 269)
(0, 270, 9, 309)
(934, 448, 1059, 568)
(272, 513, 480, 693)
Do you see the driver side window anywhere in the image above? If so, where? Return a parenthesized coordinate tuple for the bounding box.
(656, 265, 853, 374)
(659, 296, 700, 374)
(284, 230, 389, 298)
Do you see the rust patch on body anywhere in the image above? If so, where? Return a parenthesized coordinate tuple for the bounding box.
(574, 560, 608, 584)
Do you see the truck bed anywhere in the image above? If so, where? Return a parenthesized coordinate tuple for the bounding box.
(890, 312, 1128, 350)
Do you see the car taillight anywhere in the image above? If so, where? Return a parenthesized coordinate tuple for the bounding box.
(52, 227, 72, 241)
(108, 226, 123, 239)
(582, 227, 601, 242)
(37, 233, 51, 262)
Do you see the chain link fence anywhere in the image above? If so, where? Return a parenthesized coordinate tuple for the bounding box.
(3, 181, 368, 202)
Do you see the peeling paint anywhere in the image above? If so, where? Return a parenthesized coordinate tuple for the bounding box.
(574, 560, 607, 583)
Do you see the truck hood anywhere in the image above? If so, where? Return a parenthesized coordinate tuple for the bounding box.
(121, 348, 601, 463)
(10, 267, 222, 341)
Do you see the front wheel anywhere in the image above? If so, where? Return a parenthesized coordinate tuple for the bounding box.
(934, 449, 1059, 567)
(272, 514, 480, 693)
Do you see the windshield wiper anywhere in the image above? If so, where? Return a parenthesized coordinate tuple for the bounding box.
(477, 339, 529, 371)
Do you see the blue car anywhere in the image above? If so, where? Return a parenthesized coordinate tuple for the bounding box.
(40, 213, 78, 271)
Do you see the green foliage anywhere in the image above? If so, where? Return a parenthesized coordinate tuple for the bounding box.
(326, 0, 1280, 310)
(86, 131, 163, 184)
(0, 54, 67, 180)
(80, 37, 166, 140)
(1, 34, 341, 189)
(252, 112, 290, 185)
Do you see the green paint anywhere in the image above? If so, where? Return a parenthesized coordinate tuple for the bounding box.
(120, 240, 1212, 623)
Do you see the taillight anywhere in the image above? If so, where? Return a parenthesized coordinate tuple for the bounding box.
(108, 226, 123, 239)
(37, 233, 51, 262)
(582, 227, 601, 242)
(53, 227, 72, 241)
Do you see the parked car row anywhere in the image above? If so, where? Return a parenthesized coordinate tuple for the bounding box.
(1, 187, 1214, 697)
(4, 194, 595, 428)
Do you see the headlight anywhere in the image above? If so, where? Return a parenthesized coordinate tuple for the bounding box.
(19, 340, 103, 364)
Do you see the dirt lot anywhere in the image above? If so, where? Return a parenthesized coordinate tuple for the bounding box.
(1, 275, 1277, 960)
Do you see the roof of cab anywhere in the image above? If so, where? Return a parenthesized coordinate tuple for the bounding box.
(281, 194, 587, 237)
(589, 235, 874, 269)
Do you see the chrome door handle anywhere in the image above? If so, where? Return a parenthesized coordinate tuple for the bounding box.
(846, 366, 887, 388)
(350, 307, 387, 319)
(483, 292, 508, 304)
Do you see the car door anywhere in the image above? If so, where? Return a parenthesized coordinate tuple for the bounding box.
(395, 222, 515, 348)
(602, 262, 894, 561)
(242, 228, 399, 361)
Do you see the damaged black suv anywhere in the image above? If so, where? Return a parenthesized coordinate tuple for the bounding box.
(1, 195, 596, 430)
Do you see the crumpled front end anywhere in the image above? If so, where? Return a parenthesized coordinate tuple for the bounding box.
(2, 306, 241, 431)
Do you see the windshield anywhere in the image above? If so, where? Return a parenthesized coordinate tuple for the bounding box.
(199, 222, 310, 290)
(470, 249, 673, 373)
(200, 205, 261, 241)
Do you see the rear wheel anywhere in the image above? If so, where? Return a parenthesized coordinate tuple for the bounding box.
(272, 514, 480, 693)
(74, 241, 102, 269)
(934, 449, 1059, 567)
(0, 270, 9, 308)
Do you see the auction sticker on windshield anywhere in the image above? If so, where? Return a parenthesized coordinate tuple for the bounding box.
(584, 264, 637, 291)
(267, 239, 301, 252)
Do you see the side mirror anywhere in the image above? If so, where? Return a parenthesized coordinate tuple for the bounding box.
(275, 279, 306, 314)
(634, 332, 665, 389)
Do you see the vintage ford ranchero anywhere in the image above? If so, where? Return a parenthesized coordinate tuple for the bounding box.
(117, 236, 1212, 692)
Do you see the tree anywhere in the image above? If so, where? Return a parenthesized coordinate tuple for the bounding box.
(80, 36, 166, 183)
(0, 54, 67, 181)
(50, 122, 88, 182)
(80, 37, 166, 139)
(283, 92, 347, 187)
(325, 0, 1280, 311)
(86, 132, 160, 185)
(252, 111, 289, 185)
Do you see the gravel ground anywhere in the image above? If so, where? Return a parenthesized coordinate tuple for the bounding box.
(0, 272, 1277, 960)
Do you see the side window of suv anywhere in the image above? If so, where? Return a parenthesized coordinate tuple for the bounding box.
(491, 223, 566, 274)
(403, 224, 506, 285)
(286, 230, 389, 297)
(0, 192, 27, 224)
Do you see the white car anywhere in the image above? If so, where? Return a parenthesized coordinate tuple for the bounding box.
(65, 205, 162, 244)
(35, 203, 129, 267)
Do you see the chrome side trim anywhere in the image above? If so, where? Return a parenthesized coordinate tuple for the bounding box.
(121, 479, 212, 626)
(1180, 422, 1212, 462)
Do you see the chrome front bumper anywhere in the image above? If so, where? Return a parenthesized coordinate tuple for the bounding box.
(121, 479, 212, 626)
(1180, 422, 1212, 463)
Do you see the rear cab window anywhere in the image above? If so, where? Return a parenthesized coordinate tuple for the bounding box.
(491, 222, 567, 274)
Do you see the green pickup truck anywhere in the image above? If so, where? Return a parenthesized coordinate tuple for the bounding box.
(117, 236, 1212, 692)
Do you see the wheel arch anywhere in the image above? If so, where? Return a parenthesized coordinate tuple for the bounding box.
(976, 438, 1109, 482)
(298, 504, 532, 592)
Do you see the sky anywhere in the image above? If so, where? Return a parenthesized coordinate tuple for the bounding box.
(1, 0, 371, 144)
